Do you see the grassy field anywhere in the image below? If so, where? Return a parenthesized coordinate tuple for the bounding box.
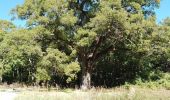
(14, 87, 170, 100)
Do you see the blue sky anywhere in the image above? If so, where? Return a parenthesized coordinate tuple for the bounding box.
(0, 0, 25, 27)
(0, 0, 169, 26)
(156, 0, 170, 23)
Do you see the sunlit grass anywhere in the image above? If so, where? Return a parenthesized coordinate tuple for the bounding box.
(14, 87, 170, 100)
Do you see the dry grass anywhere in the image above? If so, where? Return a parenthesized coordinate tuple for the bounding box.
(14, 87, 170, 100)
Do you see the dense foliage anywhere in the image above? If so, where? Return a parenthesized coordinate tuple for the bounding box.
(0, 0, 169, 88)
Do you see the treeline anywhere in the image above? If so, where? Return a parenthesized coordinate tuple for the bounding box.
(0, 0, 170, 88)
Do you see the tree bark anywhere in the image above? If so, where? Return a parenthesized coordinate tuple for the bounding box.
(80, 54, 92, 90)
(81, 70, 91, 90)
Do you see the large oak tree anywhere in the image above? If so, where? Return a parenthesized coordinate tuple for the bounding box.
(7, 0, 160, 89)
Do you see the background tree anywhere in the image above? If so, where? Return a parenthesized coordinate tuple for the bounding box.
(0, 29, 42, 83)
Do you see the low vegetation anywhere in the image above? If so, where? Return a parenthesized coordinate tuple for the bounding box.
(14, 87, 170, 100)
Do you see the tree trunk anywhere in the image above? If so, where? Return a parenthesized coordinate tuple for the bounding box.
(81, 60, 92, 90)
(0, 77, 2, 83)
(81, 71, 91, 90)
